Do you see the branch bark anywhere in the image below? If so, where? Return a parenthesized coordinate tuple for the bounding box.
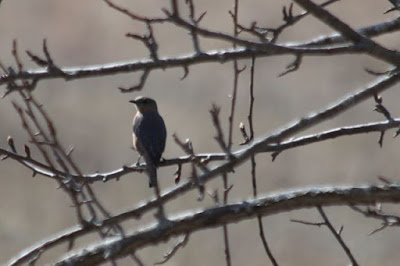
(53, 184, 400, 265)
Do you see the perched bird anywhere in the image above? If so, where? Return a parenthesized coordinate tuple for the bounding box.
(130, 96, 167, 187)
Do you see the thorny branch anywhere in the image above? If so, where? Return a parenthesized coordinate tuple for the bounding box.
(0, 3, 400, 89)
(5, 40, 127, 265)
(10, 87, 400, 264)
(292, 206, 359, 265)
(317, 206, 359, 266)
(2, 118, 400, 185)
(52, 184, 400, 265)
(155, 234, 190, 265)
(3, 0, 400, 265)
(350, 205, 400, 235)
(292, 0, 400, 65)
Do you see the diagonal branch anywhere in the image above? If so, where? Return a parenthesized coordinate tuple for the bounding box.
(53, 184, 400, 265)
(295, 17, 400, 47)
(292, 0, 400, 65)
(9, 117, 400, 265)
(317, 206, 359, 266)
(3, 118, 400, 185)
(7, 70, 400, 264)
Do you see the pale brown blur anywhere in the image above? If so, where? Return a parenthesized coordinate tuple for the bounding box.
(1, 1, 400, 265)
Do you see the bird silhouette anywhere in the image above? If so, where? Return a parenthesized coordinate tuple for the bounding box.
(130, 96, 166, 187)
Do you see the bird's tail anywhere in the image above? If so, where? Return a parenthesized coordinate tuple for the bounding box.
(147, 162, 157, 188)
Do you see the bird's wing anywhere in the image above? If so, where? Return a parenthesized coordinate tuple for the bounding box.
(133, 113, 166, 166)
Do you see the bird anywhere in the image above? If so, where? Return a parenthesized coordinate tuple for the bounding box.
(130, 96, 167, 187)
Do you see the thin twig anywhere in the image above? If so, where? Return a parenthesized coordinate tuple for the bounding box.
(317, 206, 359, 266)
(246, 56, 278, 265)
(155, 234, 190, 265)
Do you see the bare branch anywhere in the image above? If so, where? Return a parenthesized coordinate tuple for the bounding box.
(155, 234, 190, 265)
(52, 185, 400, 265)
(278, 55, 302, 77)
(350, 205, 400, 235)
(5, 2, 400, 265)
(0, 44, 380, 88)
(317, 206, 359, 266)
(291, 219, 325, 226)
(126, 23, 159, 60)
(118, 69, 150, 93)
(297, 17, 400, 47)
(172, 133, 205, 199)
(292, 0, 400, 65)
(3, 117, 400, 188)
(232, 0, 341, 43)
(0, 15, 399, 89)
(103, 0, 168, 23)
(210, 104, 230, 154)
(185, 0, 204, 53)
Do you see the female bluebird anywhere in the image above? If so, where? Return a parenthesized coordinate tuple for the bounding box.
(130, 96, 167, 187)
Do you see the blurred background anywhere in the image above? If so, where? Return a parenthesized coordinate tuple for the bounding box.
(1, 0, 400, 265)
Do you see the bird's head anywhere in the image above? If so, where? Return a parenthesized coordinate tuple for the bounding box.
(130, 96, 158, 113)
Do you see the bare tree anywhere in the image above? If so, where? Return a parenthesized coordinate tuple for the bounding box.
(1, 0, 400, 265)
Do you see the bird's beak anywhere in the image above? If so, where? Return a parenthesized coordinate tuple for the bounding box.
(129, 100, 137, 104)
